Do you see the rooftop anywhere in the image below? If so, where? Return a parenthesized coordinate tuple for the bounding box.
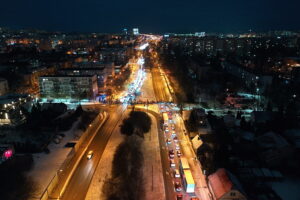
(208, 168, 246, 199)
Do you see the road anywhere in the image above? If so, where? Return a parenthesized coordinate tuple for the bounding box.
(151, 66, 172, 102)
(60, 105, 127, 200)
(53, 38, 209, 200)
(148, 45, 211, 200)
(60, 43, 147, 200)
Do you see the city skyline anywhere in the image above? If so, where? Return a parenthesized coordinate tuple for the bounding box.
(1, 0, 300, 33)
(1, 2, 300, 200)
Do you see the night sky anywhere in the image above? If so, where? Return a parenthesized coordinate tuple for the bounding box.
(0, 0, 300, 33)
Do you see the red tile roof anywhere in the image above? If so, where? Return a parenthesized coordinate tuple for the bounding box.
(208, 168, 233, 199)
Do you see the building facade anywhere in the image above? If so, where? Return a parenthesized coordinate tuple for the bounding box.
(39, 75, 98, 100)
(0, 78, 9, 96)
(222, 62, 273, 92)
(58, 67, 107, 90)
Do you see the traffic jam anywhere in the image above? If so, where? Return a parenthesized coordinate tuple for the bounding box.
(160, 104, 199, 200)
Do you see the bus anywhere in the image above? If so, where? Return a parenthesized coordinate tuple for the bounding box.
(180, 157, 190, 170)
(163, 113, 168, 126)
(179, 157, 195, 193)
(182, 169, 195, 193)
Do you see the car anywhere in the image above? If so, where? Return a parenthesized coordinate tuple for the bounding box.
(170, 159, 176, 168)
(175, 182, 182, 192)
(176, 194, 183, 200)
(173, 136, 178, 143)
(177, 150, 182, 157)
(174, 169, 180, 178)
(165, 127, 169, 132)
(171, 125, 175, 130)
(171, 131, 176, 137)
(87, 150, 94, 160)
(169, 150, 175, 158)
(175, 144, 180, 150)
(166, 139, 171, 145)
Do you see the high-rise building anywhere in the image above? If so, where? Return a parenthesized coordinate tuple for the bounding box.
(123, 28, 128, 35)
(133, 28, 139, 35)
(195, 32, 206, 37)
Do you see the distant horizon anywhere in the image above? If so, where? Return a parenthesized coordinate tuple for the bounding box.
(1, 25, 300, 35)
(1, 0, 299, 35)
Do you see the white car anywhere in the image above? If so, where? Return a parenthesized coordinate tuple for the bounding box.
(174, 169, 180, 178)
(170, 159, 176, 168)
(87, 150, 94, 160)
(175, 144, 180, 150)
(171, 131, 176, 137)
(173, 136, 178, 143)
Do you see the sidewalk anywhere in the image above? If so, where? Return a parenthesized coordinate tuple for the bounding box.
(142, 113, 166, 200)
(175, 114, 211, 200)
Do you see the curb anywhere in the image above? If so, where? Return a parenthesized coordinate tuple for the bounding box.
(58, 111, 108, 198)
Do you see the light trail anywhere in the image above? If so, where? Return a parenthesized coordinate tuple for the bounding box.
(119, 56, 146, 104)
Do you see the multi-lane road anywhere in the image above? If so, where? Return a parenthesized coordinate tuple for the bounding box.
(60, 105, 127, 200)
(53, 40, 209, 200)
(151, 66, 172, 102)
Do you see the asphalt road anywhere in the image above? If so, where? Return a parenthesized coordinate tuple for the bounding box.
(157, 114, 178, 200)
(151, 66, 170, 102)
(150, 61, 179, 200)
(61, 104, 127, 200)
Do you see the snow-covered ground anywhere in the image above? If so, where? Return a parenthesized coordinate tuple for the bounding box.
(27, 118, 83, 199)
(142, 113, 166, 200)
(85, 113, 126, 200)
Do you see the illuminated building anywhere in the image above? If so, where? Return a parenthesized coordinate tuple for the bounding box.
(39, 75, 98, 100)
(0, 78, 9, 96)
(133, 28, 139, 35)
(58, 67, 108, 90)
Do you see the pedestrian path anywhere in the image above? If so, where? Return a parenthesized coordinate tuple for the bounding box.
(142, 113, 166, 200)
